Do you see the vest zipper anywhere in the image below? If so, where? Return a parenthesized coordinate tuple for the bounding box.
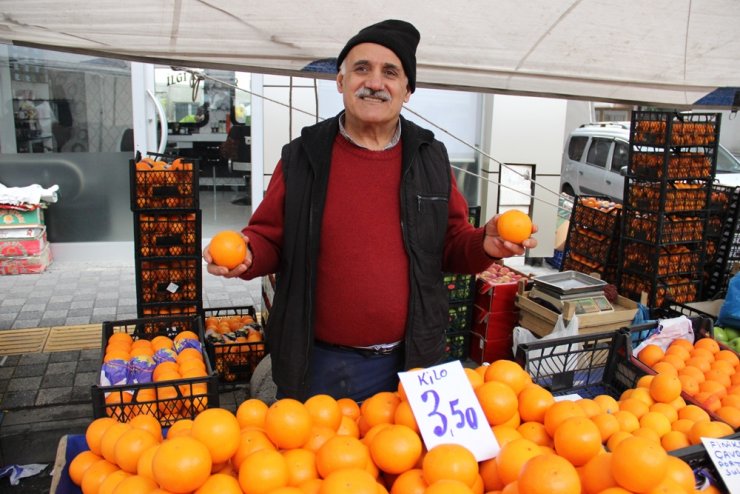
(417, 194, 448, 211)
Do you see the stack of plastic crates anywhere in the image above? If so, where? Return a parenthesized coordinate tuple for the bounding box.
(130, 153, 202, 317)
(201, 305, 267, 383)
(443, 206, 481, 361)
(618, 111, 722, 308)
(561, 196, 622, 284)
(703, 185, 740, 299)
(90, 315, 220, 426)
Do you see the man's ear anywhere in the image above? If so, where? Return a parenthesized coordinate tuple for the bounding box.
(336, 73, 344, 94)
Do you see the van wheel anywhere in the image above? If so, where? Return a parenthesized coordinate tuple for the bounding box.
(561, 184, 576, 198)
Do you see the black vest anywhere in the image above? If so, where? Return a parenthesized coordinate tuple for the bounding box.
(266, 113, 452, 400)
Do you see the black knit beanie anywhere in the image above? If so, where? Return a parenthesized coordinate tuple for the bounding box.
(336, 19, 420, 93)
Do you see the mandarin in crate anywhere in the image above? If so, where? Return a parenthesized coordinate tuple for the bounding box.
(496, 209, 533, 243)
(209, 230, 247, 269)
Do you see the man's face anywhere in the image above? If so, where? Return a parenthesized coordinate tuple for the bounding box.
(337, 43, 411, 127)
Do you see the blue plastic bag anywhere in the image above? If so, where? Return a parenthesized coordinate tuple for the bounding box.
(718, 272, 740, 329)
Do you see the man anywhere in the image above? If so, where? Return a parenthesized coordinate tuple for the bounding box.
(204, 19, 537, 401)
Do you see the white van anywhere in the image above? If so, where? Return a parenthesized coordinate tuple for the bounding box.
(559, 122, 740, 201)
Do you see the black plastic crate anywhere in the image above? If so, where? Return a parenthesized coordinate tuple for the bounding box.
(631, 111, 720, 148)
(669, 432, 740, 493)
(448, 302, 473, 333)
(444, 273, 475, 303)
(622, 316, 715, 357)
(570, 196, 622, 237)
(622, 240, 703, 276)
(620, 271, 702, 307)
(91, 315, 219, 426)
(445, 330, 470, 361)
(138, 302, 201, 318)
(202, 306, 267, 383)
(628, 150, 714, 180)
(624, 210, 705, 244)
(626, 180, 709, 213)
(130, 155, 199, 211)
(135, 256, 202, 305)
(133, 211, 201, 258)
(515, 330, 644, 398)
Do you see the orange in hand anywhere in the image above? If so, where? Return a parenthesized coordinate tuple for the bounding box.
(209, 230, 247, 269)
(497, 210, 533, 243)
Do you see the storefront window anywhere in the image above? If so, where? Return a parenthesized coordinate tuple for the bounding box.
(0, 46, 134, 242)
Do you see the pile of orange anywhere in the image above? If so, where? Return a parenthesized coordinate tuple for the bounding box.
(204, 314, 265, 382)
(638, 336, 740, 428)
(69, 355, 735, 494)
(102, 330, 210, 422)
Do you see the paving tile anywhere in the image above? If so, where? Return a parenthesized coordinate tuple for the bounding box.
(20, 303, 46, 312)
(1, 390, 37, 408)
(80, 349, 100, 360)
(65, 316, 92, 326)
(74, 371, 98, 387)
(7, 375, 43, 392)
(35, 387, 73, 406)
(68, 308, 93, 317)
(0, 378, 8, 393)
(47, 302, 73, 311)
(41, 372, 75, 388)
(2, 355, 21, 366)
(48, 294, 74, 303)
(46, 361, 77, 375)
(19, 354, 50, 366)
(39, 317, 68, 327)
(1, 298, 26, 307)
(94, 298, 118, 308)
(77, 359, 100, 373)
(70, 300, 94, 309)
(12, 319, 40, 329)
(71, 386, 92, 402)
(48, 350, 80, 363)
(13, 363, 46, 378)
(15, 310, 43, 320)
(0, 312, 16, 321)
(0, 367, 14, 379)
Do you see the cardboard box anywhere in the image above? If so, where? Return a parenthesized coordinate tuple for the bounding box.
(469, 332, 514, 364)
(515, 290, 638, 337)
(0, 207, 44, 225)
(0, 243, 52, 275)
(472, 308, 519, 340)
(0, 225, 47, 256)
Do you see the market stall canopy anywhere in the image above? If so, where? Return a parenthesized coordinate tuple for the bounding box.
(1, 0, 739, 108)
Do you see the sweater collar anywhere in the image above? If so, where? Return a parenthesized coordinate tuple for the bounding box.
(337, 111, 401, 150)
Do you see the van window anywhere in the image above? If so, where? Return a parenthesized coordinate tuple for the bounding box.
(612, 141, 629, 171)
(568, 136, 588, 161)
(586, 138, 611, 169)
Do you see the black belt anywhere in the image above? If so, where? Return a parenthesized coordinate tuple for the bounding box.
(315, 340, 403, 357)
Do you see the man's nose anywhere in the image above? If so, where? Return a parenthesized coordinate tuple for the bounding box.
(365, 71, 384, 90)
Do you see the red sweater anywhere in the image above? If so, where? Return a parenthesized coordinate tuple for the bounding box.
(243, 134, 494, 346)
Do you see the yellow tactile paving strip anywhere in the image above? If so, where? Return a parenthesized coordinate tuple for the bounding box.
(44, 324, 103, 352)
(0, 324, 102, 355)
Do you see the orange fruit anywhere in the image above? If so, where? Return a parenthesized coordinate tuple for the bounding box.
(424, 479, 475, 494)
(85, 417, 117, 456)
(111, 474, 158, 493)
(579, 452, 618, 494)
(128, 414, 163, 442)
(688, 420, 734, 445)
(715, 405, 740, 428)
(591, 413, 620, 443)
(97, 469, 130, 494)
(678, 373, 700, 395)
(209, 230, 247, 270)
(517, 384, 555, 423)
(612, 410, 640, 433)
(715, 349, 740, 367)
(305, 394, 342, 431)
(659, 354, 685, 370)
(336, 415, 360, 439)
(484, 359, 532, 394)
(195, 473, 243, 494)
(152, 436, 212, 493)
(337, 398, 361, 420)
(422, 443, 479, 488)
(264, 398, 313, 450)
(369, 424, 423, 474)
(361, 391, 401, 428)
(677, 404, 710, 422)
(694, 338, 721, 354)
(80, 459, 119, 494)
(393, 400, 419, 432)
(662, 454, 697, 493)
(318, 468, 378, 494)
(191, 408, 241, 463)
(236, 398, 269, 429)
(495, 437, 542, 486)
(99, 422, 132, 464)
(649, 373, 682, 403)
(496, 210, 533, 243)
(69, 450, 103, 486)
(660, 430, 691, 451)
(517, 421, 553, 447)
(606, 430, 633, 451)
(136, 444, 159, 482)
(638, 344, 665, 368)
(173, 330, 199, 343)
(231, 428, 277, 470)
(648, 402, 678, 423)
(685, 356, 711, 373)
(475, 380, 519, 426)
(543, 400, 585, 437)
(492, 424, 523, 448)
(390, 468, 428, 494)
(302, 424, 337, 452)
(552, 417, 602, 466)
(237, 448, 289, 494)
(610, 436, 668, 493)
(593, 394, 619, 414)
(282, 448, 318, 487)
(114, 427, 160, 474)
(638, 411, 672, 438)
(315, 435, 370, 478)
(679, 364, 705, 383)
(518, 453, 580, 494)
(166, 418, 193, 438)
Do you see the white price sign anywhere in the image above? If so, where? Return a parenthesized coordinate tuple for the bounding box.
(398, 360, 499, 461)
(701, 437, 740, 493)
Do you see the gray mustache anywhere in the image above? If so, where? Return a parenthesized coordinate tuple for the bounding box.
(355, 87, 391, 101)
